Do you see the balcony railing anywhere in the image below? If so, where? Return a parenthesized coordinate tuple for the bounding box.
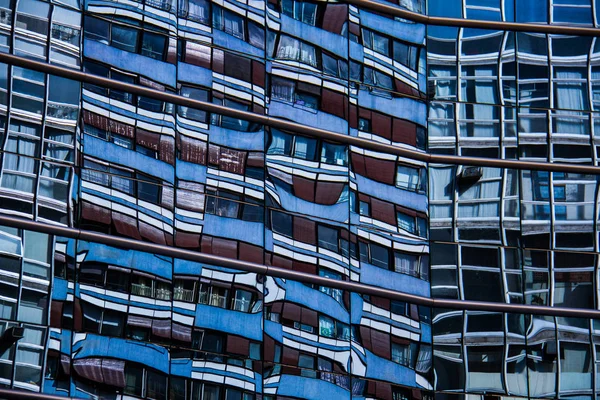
(174, 287, 194, 302)
(131, 283, 153, 297)
(231, 298, 250, 312)
(155, 288, 172, 301)
(209, 294, 227, 308)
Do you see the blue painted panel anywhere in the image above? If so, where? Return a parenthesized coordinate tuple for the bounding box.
(208, 126, 265, 151)
(52, 278, 68, 301)
(84, 135, 174, 184)
(279, 15, 347, 59)
(194, 305, 262, 340)
(84, 39, 176, 87)
(268, 101, 348, 135)
(175, 160, 207, 183)
(354, 174, 428, 213)
(202, 214, 264, 246)
(350, 293, 363, 324)
(284, 280, 349, 322)
(264, 320, 283, 342)
(173, 259, 203, 275)
(364, 349, 417, 387)
(357, 90, 426, 126)
(359, 12, 425, 44)
(360, 262, 430, 296)
(72, 335, 170, 371)
(178, 62, 213, 87)
(272, 375, 350, 399)
(78, 242, 173, 279)
(171, 359, 193, 377)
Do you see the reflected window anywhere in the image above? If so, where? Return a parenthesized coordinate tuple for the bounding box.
(268, 130, 293, 156)
(124, 365, 144, 397)
(281, 0, 318, 25)
(141, 31, 166, 60)
(178, 0, 210, 24)
(111, 23, 139, 53)
(293, 136, 317, 160)
(276, 35, 317, 67)
(319, 315, 335, 338)
(369, 243, 389, 269)
(394, 251, 419, 277)
(391, 342, 411, 366)
(136, 173, 161, 204)
(393, 41, 419, 70)
(271, 210, 292, 237)
(231, 289, 253, 312)
(317, 225, 338, 252)
(396, 165, 423, 192)
(320, 142, 347, 166)
(362, 29, 390, 56)
(213, 5, 244, 40)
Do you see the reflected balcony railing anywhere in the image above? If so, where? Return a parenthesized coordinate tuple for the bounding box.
(209, 294, 227, 308)
(174, 287, 194, 302)
(131, 283, 153, 297)
(155, 288, 172, 301)
(199, 292, 228, 309)
(231, 298, 250, 313)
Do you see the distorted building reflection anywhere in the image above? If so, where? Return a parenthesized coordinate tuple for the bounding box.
(0, 0, 598, 398)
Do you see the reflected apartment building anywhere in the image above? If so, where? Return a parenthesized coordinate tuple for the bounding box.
(0, 0, 597, 399)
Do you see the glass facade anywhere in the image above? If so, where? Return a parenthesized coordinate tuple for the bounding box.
(0, 0, 597, 399)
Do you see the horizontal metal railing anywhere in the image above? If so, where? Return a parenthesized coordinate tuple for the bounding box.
(347, 0, 600, 36)
(1, 53, 600, 175)
(0, 387, 80, 400)
(1, 214, 600, 319)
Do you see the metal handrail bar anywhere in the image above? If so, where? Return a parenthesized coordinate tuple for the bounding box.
(0, 214, 600, 319)
(1, 53, 600, 174)
(346, 0, 600, 36)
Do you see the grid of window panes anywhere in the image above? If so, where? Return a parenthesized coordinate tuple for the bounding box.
(427, 18, 600, 399)
(0, 0, 79, 391)
(429, 0, 600, 25)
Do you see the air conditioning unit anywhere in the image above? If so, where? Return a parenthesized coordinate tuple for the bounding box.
(427, 80, 437, 100)
(542, 341, 558, 361)
(0, 326, 24, 354)
(457, 166, 483, 184)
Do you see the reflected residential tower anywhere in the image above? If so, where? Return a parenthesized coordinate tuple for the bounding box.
(0, 0, 597, 399)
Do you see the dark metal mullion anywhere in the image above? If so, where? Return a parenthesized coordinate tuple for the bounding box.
(3, 52, 600, 176)
(36, 2, 54, 222)
(5, 4, 17, 389)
